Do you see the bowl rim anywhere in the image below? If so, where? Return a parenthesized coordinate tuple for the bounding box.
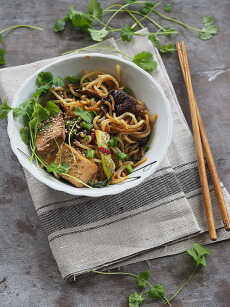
(7, 52, 173, 197)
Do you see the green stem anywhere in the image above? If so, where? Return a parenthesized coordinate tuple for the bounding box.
(128, 12, 145, 29)
(152, 9, 202, 32)
(168, 267, 198, 303)
(92, 270, 137, 279)
(0, 24, 43, 34)
(163, 296, 173, 307)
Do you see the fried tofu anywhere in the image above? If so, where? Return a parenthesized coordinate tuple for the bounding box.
(35, 113, 65, 163)
(55, 143, 98, 187)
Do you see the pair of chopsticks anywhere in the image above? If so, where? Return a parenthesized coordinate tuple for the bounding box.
(176, 41, 230, 241)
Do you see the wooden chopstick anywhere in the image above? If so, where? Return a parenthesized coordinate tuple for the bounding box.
(176, 41, 217, 241)
(177, 41, 230, 233)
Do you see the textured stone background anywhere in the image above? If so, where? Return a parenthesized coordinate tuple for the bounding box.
(0, 0, 230, 306)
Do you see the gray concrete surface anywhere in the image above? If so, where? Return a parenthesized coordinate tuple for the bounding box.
(0, 0, 230, 306)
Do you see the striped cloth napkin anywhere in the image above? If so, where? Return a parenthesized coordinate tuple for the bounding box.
(1, 29, 230, 279)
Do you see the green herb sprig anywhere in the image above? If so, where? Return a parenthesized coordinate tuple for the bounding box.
(0, 25, 43, 65)
(92, 243, 210, 307)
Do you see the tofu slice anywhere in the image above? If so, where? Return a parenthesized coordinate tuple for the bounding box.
(36, 113, 65, 163)
(55, 143, 98, 187)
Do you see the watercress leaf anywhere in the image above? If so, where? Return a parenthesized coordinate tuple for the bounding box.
(186, 243, 210, 267)
(20, 127, 30, 145)
(36, 72, 53, 87)
(46, 101, 60, 116)
(199, 16, 218, 40)
(132, 51, 157, 73)
(148, 33, 160, 48)
(74, 107, 95, 123)
(147, 284, 165, 299)
(71, 11, 92, 31)
(0, 100, 12, 119)
(0, 48, 6, 65)
(89, 28, 108, 41)
(53, 19, 66, 32)
(88, 0, 103, 20)
(128, 292, 144, 307)
(159, 43, 176, 53)
(52, 76, 65, 87)
(163, 4, 172, 13)
(120, 25, 134, 42)
(46, 162, 70, 174)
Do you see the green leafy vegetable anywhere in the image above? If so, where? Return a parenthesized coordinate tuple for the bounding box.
(95, 130, 115, 179)
(116, 151, 128, 160)
(125, 164, 133, 174)
(53, 19, 66, 32)
(108, 136, 118, 147)
(199, 16, 218, 40)
(163, 4, 172, 13)
(147, 284, 166, 299)
(19, 127, 30, 145)
(120, 25, 135, 42)
(89, 28, 108, 41)
(0, 48, 6, 65)
(71, 10, 92, 31)
(132, 51, 157, 73)
(46, 162, 70, 174)
(186, 243, 210, 266)
(88, 0, 103, 19)
(36, 72, 53, 87)
(128, 292, 144, 307)
(136, 271, 150, 289)
(52, 76, 65, 87)
(86, 149, 96, 159)
(0, 100, 12, 119)
(159, 43, 176, 54)
(64, 75, 80, 85)
(45, 101, 60, 116)
(81, 121, 93, 130)
(74, 107, 95, 123)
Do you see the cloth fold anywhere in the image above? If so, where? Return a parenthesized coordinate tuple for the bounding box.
(1, 29, 230, 279)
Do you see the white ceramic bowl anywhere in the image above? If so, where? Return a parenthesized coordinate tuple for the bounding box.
(8, 53, 173, 197)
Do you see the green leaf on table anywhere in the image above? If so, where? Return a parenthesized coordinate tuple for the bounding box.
(132, 51, 157, 73)
(53, 19, 66, 32)
(148, 33, 160, 48)
(163, 4, 172, 13)
(36, 72, 53, 87)
(147, 284, 166, 299)
(0, 48, 6, 65)
(46, 162, 70, 174)
(45, 101, 60, 116)
(0, 100, 12, 119)
(186, 243, 210, 267)
(52, 76, 65, 87)
(128, 292, 144, 307)
(20, 127, 30, 145)
(88, 0, 103, 20)
(71, 10, 92, 31)
(159, 43, 176, 54)
(13, 99, 35, 124)
(199, 16, 218, 40)
(89, 28, 108, 41)
(136, 271, 150, 289)
(64, 75, 80, 85)
(74, 107, 95, 123)
(120, 25, 135, 42)
(139, 2, 156, 15)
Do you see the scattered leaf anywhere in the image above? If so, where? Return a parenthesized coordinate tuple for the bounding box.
(120, 25, 135, 42)
(89, 28, 108, 41)
(71, 11, 92, 31)
(136, 271, 150, 289)
(163, 4, 172, 13)
(88, 0, 103, 20)
(53, 19, 66, 32)
(159, 43, 176, 53)
(147, 284, 166, 299)
(199, 16, 218, 40)
(128, 292, 144, 307)
(186, 243, 210, 267)
(132, 51, 157, 72)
